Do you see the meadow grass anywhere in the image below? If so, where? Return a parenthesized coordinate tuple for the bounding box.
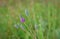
(0, 0, 60, 39)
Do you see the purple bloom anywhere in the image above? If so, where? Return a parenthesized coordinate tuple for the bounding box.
(20, 18, 25, 23)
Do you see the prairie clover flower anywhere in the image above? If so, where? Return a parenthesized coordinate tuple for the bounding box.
(20, 17, 25, 23)
(19, 14, 25, 23)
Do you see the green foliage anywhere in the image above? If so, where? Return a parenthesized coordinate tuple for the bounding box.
(0, 0, 60, 39)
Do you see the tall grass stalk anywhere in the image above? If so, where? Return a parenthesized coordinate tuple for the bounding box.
(47, 3, 51, 39)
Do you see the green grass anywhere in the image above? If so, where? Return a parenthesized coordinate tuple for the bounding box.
(0, 0, 60, 39)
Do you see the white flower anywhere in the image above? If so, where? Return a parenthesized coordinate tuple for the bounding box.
(34, 24, 39, 30)
(25, 9, 29, 16)
(20, 24, 25, 30)
(14, 24, 19, 29)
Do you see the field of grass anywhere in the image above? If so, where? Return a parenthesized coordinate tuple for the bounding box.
(0, 0, 60, 39)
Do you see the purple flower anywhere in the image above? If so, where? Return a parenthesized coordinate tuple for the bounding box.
(20, 17, 25, 23)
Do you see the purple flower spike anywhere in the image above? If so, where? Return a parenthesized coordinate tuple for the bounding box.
(20, 18, 25, 23)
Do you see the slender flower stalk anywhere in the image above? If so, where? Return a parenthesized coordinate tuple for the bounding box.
(20, 24, 25, 30)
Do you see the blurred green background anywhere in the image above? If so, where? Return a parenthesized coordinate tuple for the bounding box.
(0, 0, 60, 39)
